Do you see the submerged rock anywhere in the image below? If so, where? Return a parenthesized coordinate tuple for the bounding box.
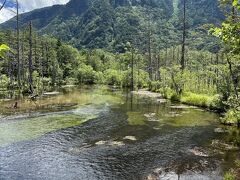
(95, 140, 125, 146)
(147, 168, 163, 180)
(123, 136, 137, 141)
(147, 168, 179, 180)
(147, 119, 161, 122)
(43, 92, 60, 96)
(170, 105, 194, 109)
(157, 99, 167, 103)
(188, 147, 209, 157)
(109, 141, 125, 146)
(144, 113, 162, 122)
(165, 112, 182, 118)
(95, 140, 107, 145)
(132, 90, 162, 98)
(214, 128, 225, 133)
(68, 144, 92, 154)
(62, 85, 76, 88)
(144, 113, 156, 118)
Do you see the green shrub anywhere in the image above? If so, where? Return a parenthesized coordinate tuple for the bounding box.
(94, 71, 105, 84)
(0, 75, 10, 89)
(208, 94, 222, 110)
(65, 77, 78, 85)
(33, 71, 43, 93)
(159, 87, 180, 101)
(42, 77, 52, 87)
(222, 96, 240, 125)
(149, 81, 161, 92)
(136, 70, 149, 88)
(222, 109, 240, 125)
(76, 64, 95, 84)
(104, 69, 122, 86)
(224, 172, 236, 180)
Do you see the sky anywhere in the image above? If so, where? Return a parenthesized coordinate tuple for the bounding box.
(0, 0, 70, 23)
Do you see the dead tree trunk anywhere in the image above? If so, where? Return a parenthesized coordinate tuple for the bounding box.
(131, 49, 134, 91)
(226, 55, 238, 98)
(180, 0, 186, 71)
(16, 0, 21, 91)
(28, 21, 33, 94)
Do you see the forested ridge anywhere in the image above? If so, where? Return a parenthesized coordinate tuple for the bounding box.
(1, 0, 224, 51)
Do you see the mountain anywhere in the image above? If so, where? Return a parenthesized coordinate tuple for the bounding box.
(1, 0, 224, 52)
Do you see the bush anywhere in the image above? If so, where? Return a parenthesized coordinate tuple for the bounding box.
(149, 81, 161, 92)
(158, 87, 180, 101)
(0, 74, 9, 89)
(32, 71, 44, 93)
(136, 70, 149, 88)
(42, 77, 51, 87)
(222, 109, 240, 125)
(94, 71, 105, 84)
(104, 69, 122, 86)
(222, 96, 240, 125)
(76, 64, 95, 84)
(208, 94, 222, 110)
(65, 77, 78, 85)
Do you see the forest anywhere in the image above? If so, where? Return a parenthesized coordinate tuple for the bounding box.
(0, 0, 239, 179)
(0, 0, 239, 125)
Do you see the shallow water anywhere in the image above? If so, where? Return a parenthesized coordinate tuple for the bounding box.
(0, 86, 239, 180)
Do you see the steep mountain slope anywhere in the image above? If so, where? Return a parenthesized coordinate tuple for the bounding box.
(1, 0, 224, 52)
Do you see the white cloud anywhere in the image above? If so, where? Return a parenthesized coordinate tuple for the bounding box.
(0, 0, 70, 23)
(0, 7, 16, 23)
(18, 0, 70, 12)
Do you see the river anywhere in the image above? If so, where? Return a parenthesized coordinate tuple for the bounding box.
(0, 86, 239, 180)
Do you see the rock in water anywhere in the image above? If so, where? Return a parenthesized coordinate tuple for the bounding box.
(214, 128, 225, 133)
(123, 136, 137, 141)
(188, 147, 209, 157)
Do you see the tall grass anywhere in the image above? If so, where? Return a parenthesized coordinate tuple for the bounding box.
(180, 92, 219, 108)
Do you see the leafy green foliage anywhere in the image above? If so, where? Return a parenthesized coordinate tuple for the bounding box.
(212, 23, 240, 54)
(0, 44, 10, 58)
(76, 64, 95, 84)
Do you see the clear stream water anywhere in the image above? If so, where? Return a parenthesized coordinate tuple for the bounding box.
(0, 86, 239, 180)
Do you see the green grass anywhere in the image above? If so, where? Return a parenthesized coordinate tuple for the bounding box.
(180, 92, 221, 109)
(155, 88, 221, 110)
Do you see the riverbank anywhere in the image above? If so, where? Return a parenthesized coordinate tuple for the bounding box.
(133, 89, 220, 110)
(143, 87, 240, 127)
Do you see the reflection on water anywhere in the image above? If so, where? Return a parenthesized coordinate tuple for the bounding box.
(0, 86, 239, 180)
(0, 85, 123, 116)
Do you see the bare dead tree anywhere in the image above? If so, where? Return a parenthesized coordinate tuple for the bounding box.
(16, 0, 21, 91)
(180, 0, 187, 71)
(28, 21, 33, 93)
